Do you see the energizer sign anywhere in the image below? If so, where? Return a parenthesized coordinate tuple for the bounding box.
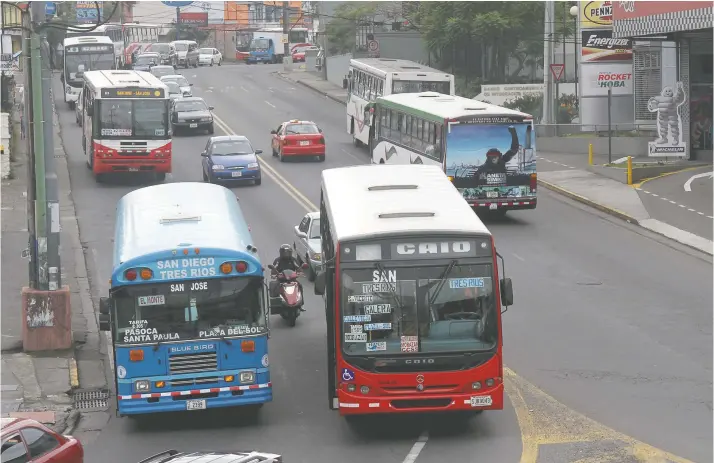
(585, 33, 631, 50)
(391, 240, 478, 260)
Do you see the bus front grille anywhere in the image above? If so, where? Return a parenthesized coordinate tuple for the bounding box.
(169, 351, 218, 375)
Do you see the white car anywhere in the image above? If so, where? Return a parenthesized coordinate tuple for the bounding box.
(293, 212, 321, 281)
(198, 48, 222, 66)
(160, 74, 193, 97)
(75, 87, 83, 126)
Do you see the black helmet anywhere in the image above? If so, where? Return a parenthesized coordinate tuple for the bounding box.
(279, 244, 292, 259)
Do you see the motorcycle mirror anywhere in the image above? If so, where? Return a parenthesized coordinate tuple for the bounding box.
(267, 264, 275, 270)
(301, 263, 308, 269)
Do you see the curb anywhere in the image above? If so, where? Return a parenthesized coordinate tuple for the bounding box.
(275, 72, 346, 106)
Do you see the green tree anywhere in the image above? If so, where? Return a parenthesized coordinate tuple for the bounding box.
(325, 2, 406, 55)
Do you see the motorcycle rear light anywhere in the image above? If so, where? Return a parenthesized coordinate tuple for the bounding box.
(220, 262, 233, 274)
(241, 340, 255, 353)
(235, 261, 248, 273)
(129, 349, 144, 361)
(139, 268, 153, 280)
(125, 269, 137, 281)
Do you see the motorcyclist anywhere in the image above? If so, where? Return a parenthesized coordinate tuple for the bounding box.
(270, 244, 302, 298)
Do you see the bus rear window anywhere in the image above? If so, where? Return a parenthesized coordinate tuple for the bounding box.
(392, 81, 451, 95)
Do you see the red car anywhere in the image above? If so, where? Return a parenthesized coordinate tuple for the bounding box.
(271, 120, 325, 162)
(291, 44, 316, 62)
(1, 417, 83, 463)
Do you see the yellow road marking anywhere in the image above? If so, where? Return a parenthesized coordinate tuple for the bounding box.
(213, 111, 697, 463)
(632, 165, 711, 189)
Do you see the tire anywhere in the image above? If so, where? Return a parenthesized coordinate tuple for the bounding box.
(286, 311, 297, 327)
(317, 155, 325, 162)
(95, 173, 105, 183)
(307, 259, 316, 282)
(271, 145, 277, 157)
(254, 178, 261, 185)
(210, 59, 214, 67)
(155, 172, 166, 182)
(279, 149, 285, 162)
(208, 124, 214, 134)
(218, 59, 222, 66)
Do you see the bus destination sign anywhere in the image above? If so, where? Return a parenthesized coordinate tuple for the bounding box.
(101, 88, 165, 99)
(456, 116, 525, 124)
(66, 45, 114, 54)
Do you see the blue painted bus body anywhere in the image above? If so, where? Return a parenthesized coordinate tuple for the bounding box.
(110, 182, 271, 416)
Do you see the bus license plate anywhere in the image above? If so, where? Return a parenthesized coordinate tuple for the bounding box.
(189, 123, 198, 128)
(231, 171, 242, 177)
(470, 395, 492, 407)
(186, 399, 206, 410)
(128, 167, 139, 172)
(300, 140, 310, 146)
(489, 203, 498, 210)
(486, 191, 498, 198)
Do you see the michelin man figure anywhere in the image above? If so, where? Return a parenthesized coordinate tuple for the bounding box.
(648, 82, 686, 145)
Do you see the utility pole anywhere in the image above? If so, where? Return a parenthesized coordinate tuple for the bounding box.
(542, 1, 555, 126)
(176, 6, 181, 40)
(22, 6, 37, 288)
(282, 1, 290, 60)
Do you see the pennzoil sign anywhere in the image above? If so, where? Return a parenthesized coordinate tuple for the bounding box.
(580, 0, 614, 28)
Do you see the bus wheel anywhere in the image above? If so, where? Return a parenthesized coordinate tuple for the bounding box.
(155, 173, 166, 182)
(95, 173, 105, 183)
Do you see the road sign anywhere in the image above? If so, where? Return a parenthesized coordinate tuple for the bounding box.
(45, 2, 56, 15)
(161, 1, 194, 7)
(550, 63, 565, 82)
(367, 40, 379, 53)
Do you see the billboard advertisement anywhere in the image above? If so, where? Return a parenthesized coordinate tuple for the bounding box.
(580, 0, 613, 29)
(179, 11, 208, 26)
(581, 63, 633, 97)
(613, 1, 710, 20)
(182, 1, 225, 24)
(581, 30, 632, 62)
(648, 81, 688, 157)
(76, 1, 102, 24)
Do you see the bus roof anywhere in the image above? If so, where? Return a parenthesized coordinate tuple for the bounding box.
(63, 35, 114, 47)
(113, 183, 258, 268)
(350, 58, 450, 78)
(321, 165, 491, 242)
(83, 70, 167, 93)
(377, 92, 533, 121)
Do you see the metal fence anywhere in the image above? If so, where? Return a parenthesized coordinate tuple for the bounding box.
(536, 123, 657, 138)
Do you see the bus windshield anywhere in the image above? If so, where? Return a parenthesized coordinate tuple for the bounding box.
(97, 99, 169, 139)
(65, 53, 114, 82)
(392, 80, 451, 95)
(113, 277, 266, 345)
(250, 39, 269, 51)
(340, 263, 497, 355)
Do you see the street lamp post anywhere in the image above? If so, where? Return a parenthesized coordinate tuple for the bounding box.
(569, 5, 579, 108)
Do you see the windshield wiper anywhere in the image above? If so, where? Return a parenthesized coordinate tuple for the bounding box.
(428, 259, 459, 307)
(374, 262, 403, 309)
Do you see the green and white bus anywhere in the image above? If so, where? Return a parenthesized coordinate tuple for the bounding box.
(370, 92, 537, 214)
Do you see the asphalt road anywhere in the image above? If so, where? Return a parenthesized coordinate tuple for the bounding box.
(636, 165, 713, 241)
(54, 65, 713, 463)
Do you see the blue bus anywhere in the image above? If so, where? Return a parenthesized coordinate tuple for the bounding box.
(98, 182, 272, 416)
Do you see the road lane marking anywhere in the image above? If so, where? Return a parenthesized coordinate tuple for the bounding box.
(512, 253, 526, 262)
(340, 148, 365, 163)
(265, 101, 276, 108)
(212, 111, 697, 463)
(240, 86, 248, 92)
(636, 188, 711, 220)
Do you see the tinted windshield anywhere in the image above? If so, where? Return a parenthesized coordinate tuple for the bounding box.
(113, 277, 266, 345)
(97, 99, 169, 139)
(286, 123, 319, 134)
(174, 43, 188, 51)
(199, 48, 213, 54)
(212, 140, 254, 155)
(64, 53, 114, 80)
(166, 82, 181, 94)
(175, 100, 207, 112)
(136, 55, 156, 65)
(250, 39, 269, 50)
(392, 80, 451, 95)
(340, 264, 497, 355)
(309, 218, 320, 239)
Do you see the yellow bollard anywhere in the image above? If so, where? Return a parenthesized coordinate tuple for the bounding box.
(627, 156, 633, 185)
(588, 143, 593, 166)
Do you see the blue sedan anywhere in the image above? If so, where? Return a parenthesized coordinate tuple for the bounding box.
(201, 135, 262, 185)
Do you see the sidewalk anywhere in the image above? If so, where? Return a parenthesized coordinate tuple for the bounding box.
(1, 77, 109, 436)
(275, 69, 713, 256)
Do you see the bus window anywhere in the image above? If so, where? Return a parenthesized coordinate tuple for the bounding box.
(416, 119, 423, 140)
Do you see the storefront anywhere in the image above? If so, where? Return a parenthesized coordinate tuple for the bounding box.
(613, 1, 713, 161)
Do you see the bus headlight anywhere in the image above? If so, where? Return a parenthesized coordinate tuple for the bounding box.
(239, 371, 255, 384)
(134, 380, 150, 392)
(472, 381, 482, 390)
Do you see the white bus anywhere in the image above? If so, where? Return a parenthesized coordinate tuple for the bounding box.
(345, 58, 454, 147)
(62, 36, 116, 108)
(371, 92, 537, 214)
(81, 70, 171, 183)
(66, 23, 165, 68)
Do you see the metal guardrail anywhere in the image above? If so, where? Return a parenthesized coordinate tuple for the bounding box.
(536, 123, 658, 138)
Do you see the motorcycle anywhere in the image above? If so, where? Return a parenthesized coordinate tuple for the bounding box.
(268, 263, 308, 327)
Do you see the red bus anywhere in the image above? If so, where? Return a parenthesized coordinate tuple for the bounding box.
(81, 70, 171, 183)
(314, 164, 514, 417)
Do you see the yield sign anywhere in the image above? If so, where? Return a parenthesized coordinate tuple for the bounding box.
(550, 64, 565, 82)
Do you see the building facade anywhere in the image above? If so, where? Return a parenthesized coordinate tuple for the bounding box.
(613, 1, 713, 161)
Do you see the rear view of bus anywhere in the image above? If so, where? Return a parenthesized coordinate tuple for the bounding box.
(81, 70, 171, 182)
(99, 183, 272, 416)
(62, 36, 115, 108)
(315, 165, 514, 417)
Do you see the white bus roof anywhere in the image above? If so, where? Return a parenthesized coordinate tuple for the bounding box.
(350, 58, 450, 78)
(63, 35, 114, 47)
(378, 92, 533, 120)
(322, 165, 491, 242)
(83, 70, 167, 94)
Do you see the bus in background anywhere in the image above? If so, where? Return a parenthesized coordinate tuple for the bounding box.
(62, 36, 116, 108)
(345, 58, 454, 148)
(235, 30, 255, 61)
(98, 182, 272, 417)
(81, 70, 171, 183)
(371, 92, 537, 215)
(66, 23, 164, 68)
(314, 164, 514, 418)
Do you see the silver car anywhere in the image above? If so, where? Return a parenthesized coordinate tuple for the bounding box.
(294, 212, 321, 281)
(160, 74, 192, 97)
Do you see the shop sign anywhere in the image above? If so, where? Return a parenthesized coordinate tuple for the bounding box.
(179, 11, 208, 26)
(647, 82, 688, 157)
(581, 30, 632, 62)
(580, 0, 613, 28)
(613, 0, 709, 20)
(580, 63, 633, 97)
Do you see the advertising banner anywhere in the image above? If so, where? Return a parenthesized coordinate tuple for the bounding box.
(647, 81, 688, 157)
(580, 0, 613, 29)
(580, 63, 633, 97)
(179, 11, 208, 26)
(613, 1, 709, 20)
(581, 30, 632, 62)
(182, 1, 225, 24)
(76, 1, 102, 24)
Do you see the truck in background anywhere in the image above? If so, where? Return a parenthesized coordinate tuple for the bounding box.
(246, 27, 308, 64)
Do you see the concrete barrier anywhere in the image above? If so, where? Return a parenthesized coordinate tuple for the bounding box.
(538, 136, 651, 156)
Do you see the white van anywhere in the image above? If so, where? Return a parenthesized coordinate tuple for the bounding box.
(170, 40, 199, 68)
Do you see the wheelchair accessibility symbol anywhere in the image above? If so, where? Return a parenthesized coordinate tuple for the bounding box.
(341, 368, 355, 382)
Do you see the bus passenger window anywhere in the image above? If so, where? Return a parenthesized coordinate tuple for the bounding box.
(377, 79, 383, 97)
(416, 119, 423, 140)
(435, 124, 442, 151)
(427, 122, 434, 143)
(411, 117, 418, 137)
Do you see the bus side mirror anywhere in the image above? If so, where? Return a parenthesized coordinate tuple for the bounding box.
(314, 271, 325, 296)
(500, 278, 513, 307)
(99, 315, 110, 332)
(99, 297, 110, 314)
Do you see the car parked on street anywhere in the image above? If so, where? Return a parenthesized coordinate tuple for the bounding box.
(171, 97, 214, 135)
(149, 65, 176, 79)
(198, 47, 222, 66)
(201, 135, 262, 185)
(294, 211, 321, 281)
(138, 449, 282, 463)
(160, 74, 192, 97)
(1, 417, 84, 463)
(271, 119, 325, 162)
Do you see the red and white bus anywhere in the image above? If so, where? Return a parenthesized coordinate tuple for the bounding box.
(314, 164, 514, 417)
(67, 23, 164, 68)
(81, 70, 171, 183)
